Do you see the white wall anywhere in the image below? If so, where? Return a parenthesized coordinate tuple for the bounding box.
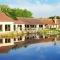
(14, 24, 25, 31)
(22, 24, 25, 31)
(0, 22, 14, 32)
(43, 24, 45, 29)
(36, 24, 39, 32)
(51, 25, 58, 28)
(0, 38, 14, 47)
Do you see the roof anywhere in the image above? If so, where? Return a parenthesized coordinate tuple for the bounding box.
(14, 17, 44, 25)
(0, 45, 14, 53)
(14, 38, 54, 47)
(0, 13, 14, 22)
(14, 17, 57, 25)
(39, 18, 55, 25)
(0, 13, 59, 25)
(57, 19, 60, 24)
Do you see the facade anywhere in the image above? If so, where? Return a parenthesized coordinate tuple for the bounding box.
(0, 12, 60, 33)
(14, 17, 60, 33)
(14, 17, 44, 33)
(0, 13, 14, 33)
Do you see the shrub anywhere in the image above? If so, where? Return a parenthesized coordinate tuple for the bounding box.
(50, 28, 56, 30)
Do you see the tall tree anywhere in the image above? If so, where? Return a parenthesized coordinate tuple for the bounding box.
(0, 5, 32, 20)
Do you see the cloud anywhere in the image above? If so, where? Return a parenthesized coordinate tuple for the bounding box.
(8, 0, 53, 18)
(36, 42, 53, 51)
(0, 0, 60, 18)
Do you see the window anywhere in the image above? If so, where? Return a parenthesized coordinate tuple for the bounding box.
(32, 25, 34, 28)
(30, 25, 34, 28)
(0, 39, 3, 44)
(0, 25, 2, 31)
(25, 36, 30, 40)
(18, 36, 22, 41)
(25, 25, 29, 28)
(39, 35, 43, 39)
(35, 25, 36, 28)
(5, 38, 11, 43)
(20, 25, 22, 30)
(5, 25, 10, 31)
(14, 38, 16, 41)
(18, 25, 22, 30)
(39, 25, 43, 28)
(25, 25, 26, 28)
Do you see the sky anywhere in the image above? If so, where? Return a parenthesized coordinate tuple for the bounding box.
(0, 0, 60, 18)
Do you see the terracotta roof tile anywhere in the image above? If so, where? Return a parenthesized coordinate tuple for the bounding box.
(14, 38, 54, 46)
(0, 13, 14, 22)
(39, 19, 55, 24)
(14, 18, 43, 25)
(0, 45, 14, 53)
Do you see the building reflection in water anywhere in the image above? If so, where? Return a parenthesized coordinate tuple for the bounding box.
(0, 38, 14, 47)
(0, 34, 60, 53)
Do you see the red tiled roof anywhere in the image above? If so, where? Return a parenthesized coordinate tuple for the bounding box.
(14, 18, 44, 25)
(39, 19, 55, 25)
(14, 38, 54, 46)
(14, 17, 56, 25)
(0, 45, 14, 53)
(0, 13, 14, 22)
(57, 20, 60, 24)
(0, 13, 58, 25)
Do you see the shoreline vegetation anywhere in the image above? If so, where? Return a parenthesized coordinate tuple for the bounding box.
(0, 31, 24, 38)
(0, 28, 60, 38)
(39, 28, 60, 35)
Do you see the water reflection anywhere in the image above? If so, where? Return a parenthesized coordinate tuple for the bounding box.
(0, 34, 60, 54)
(0, 34, 59, 46)
(0, 34, 60, 60)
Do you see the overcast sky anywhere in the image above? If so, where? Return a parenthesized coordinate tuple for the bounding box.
(0, 0, 60, 18)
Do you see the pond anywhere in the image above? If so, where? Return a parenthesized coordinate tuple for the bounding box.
(0, 34, 60, 60)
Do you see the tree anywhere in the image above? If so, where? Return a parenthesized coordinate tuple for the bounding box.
(0, 5, 33, 20)
(49, 16, 60, 19)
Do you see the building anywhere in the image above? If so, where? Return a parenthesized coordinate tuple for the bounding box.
(0, 12, 60, 33)
(14, 16, 60, 33)
(40, 18, 59, 29)
(0, 13, 14, 33)
(14, 17, 44, 33)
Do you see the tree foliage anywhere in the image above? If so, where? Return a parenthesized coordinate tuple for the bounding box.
(49, 16, 60, 19)
(0, 5, 32, 20)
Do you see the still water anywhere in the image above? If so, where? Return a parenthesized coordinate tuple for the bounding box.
(0, 34, 60, 60)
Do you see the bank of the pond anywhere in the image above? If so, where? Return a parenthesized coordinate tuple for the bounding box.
(0, 31, 24, 38)
(0, 28, 60, 38)
(39, 28, 60, 35)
